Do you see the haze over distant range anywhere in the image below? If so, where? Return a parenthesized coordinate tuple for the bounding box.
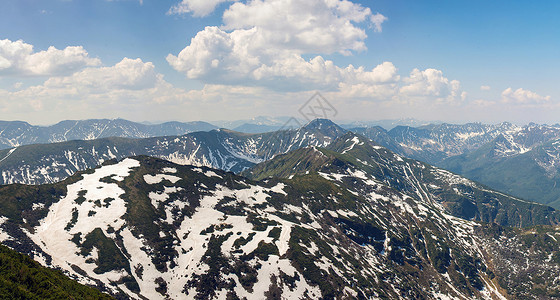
(1, 0, 559, 124)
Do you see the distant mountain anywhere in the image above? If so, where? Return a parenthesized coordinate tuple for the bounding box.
(0, 119, 347, 185)
(7, 118, 560, 210)
(341, 118, 439, 130)
(1, 137, 559, 298)
(353, 122, 511, 164)
(356, 122, 560, 166)
(0, 119, 218, 149)
(232, 123, 281, 133)
(212, 116, 299, 130)
(441, 137, 560, 209)
(346, 122, 560, 208)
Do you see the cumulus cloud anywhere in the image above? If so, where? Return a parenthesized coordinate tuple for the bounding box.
(43, 57, 160, 92)
(0, 58, 174, 112)
(0, 56, 209, 125)
(480, 85, 491, 91)
(221, 0, 376, 54)
(165, 0, 474, 110)
(336, 82, 397, 99)
(168, 0, 233, 17)
(0, 39, 100, 77)
(370, 13, 388, 32)
(167, 0, 389, 92)
(168, 26, 398, 92)
(400, 68, 464, 103)
(501, 87, 551, 105)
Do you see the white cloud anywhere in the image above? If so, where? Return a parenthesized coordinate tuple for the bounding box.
(168, 26, 398, 91)
(168, 0, 389, 92)
(501, 87, 551, 105)
(165, 0, 474, 113)
(221, 0, 377, 54)
(43, 57, 160, 92)
(370, 13, 388, 32)
(168, 0, 233, 17)
(480, 85, 491, 91)
(0, 58, 182, 118)
(400, 68, 463, 103)
(0, 39, 100, 77)
(336, 82, 397, 99)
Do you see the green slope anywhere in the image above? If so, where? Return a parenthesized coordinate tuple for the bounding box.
(245, 132, 560, 228)
(441, 138, 560, 209)
(0, 244, 112, 299)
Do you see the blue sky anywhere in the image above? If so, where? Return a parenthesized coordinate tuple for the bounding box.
(0, 0, 558, 125)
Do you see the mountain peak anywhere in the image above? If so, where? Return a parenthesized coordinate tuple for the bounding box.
(304, 118, 338, 128)
(302, 118, 346, 135)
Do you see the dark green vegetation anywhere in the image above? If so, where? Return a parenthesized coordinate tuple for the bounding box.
(0, 244, 112, 299)
(78, 228, 131, 275)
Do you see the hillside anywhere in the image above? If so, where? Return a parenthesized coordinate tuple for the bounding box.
(441, 137, 560, 209)
(0, 244, 113, 299)
(1, 135, 560, 298)
(245, 133, 560, 228)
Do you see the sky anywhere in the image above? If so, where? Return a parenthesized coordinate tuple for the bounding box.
(0, 0, 559, 125)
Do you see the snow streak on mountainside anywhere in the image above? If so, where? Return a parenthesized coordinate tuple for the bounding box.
(246, 133, 560, 229)
(0, 119, 217, 149)
(1, 138, 560, 298)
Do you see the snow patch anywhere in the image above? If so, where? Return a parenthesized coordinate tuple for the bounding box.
(143, 174, 181, 184)
(27, 158, 140, 295)
(0, 216, 10, 241)
(162, 167, 177, 173)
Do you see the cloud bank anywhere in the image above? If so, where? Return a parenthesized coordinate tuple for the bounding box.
(0, 39, 100, 77)
(165, 0, 467, 107)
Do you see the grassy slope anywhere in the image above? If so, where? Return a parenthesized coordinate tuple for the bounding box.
(0, 244, 113, 299)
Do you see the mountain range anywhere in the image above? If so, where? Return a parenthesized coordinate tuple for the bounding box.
(4, 118, 560, 211)
(0, 119, 217, 150)
(1, 132, 559, 299)
(0, 119, 346, 185)
(353, 122, 560, 209)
